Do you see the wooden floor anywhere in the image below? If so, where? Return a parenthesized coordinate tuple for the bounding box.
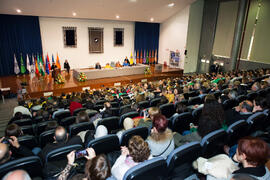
(0, 65, 183, 98)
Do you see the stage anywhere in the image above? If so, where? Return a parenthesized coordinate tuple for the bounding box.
(0, 65, 183, 99)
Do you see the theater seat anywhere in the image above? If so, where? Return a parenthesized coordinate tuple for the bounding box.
(46, 144, 82, 163)
(59, 116, 76, 127)
(226, 120, 249, 147)
(73, 108, 87, 116)
(111, 102, 119, 108)
(150, 98, 161, 107)
(33, 116, 44, 123)
(119, 111, 139, 128)
(188, 96, 202, 106)
(200, 129, 227, 158)
(97, 116, 120, 133)
(160, 103, 175, 118)
(171, 112, 193, 134)
(87, 134, 120, 154)
(20, 125, 34, 135)
(39, 129, 55, 148)
(13, 118, 32, 126)
(18, 135, 38, 150)
(87, 110, 98, 118)
(192, 107, 203, 125)
(138, 101, 150, 110)
(54, 110, 71, 122)
(36, 121, 53, 135)
(69, 122, 95, 136)
(236, 95, 247, 104)
(119, 104, 132, 115)
(213, 91, 221, 100)
(0, 156, 43, 178)
(111, 107, 120, 116)
(222, 99, 238, 110)
(246, 112, 267, 134)
(123, 157, 167, 180)
(166, 142, 201, 180)
(95, 99, 106, 106)
(120, 127, 148, 146)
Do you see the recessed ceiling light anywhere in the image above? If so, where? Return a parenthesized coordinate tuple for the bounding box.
(129, 0, 137, 2)
(116, 15, 120, 19)
(150, 18, 154, 22)
(72, 12, 77, 16)
(168, 3, 175, 7)
(16, 9, 21, 13)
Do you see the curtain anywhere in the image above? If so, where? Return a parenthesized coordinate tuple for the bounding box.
(0, 14, 43, 76)
(134, 22, 160, 63)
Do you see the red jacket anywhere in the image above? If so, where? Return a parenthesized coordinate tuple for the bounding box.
(69, 101, 82, 115)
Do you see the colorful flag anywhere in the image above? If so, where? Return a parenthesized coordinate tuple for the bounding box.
(140, 50, 143, 64)
(39, 55, 45, 76)
(14, 54, 20, 75)
(146, 50, 149, 64)
(143, 50, 146, 64)
(45, 58, 50, 75)
(154, 49, 158, 64)
(136, 50, 139, 64)
(56, 54, 61, 69)
(46, 53, 51, 70)
(149, 50, 152, 64)
(20, 54, 26, 74)
(52, 54, 55, 63)
(42, 54, 46, 70)
(35, 55, 39, 76)
(152, 50, 154, 64)
(30, 54, 35, 79)
(130, 52, 134, 65)
(26, 54, 31, 73)
(133, 51, 136, 65)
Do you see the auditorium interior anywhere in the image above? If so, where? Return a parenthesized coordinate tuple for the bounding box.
(0, 0, 270, 179)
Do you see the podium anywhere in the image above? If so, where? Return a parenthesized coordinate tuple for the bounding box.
(52, 68, 61, 79)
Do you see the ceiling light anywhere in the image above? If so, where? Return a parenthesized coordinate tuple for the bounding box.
(168, 3, 175, 7)
(16, 9, 21, 13)
(72, 12, 77, 16)
(129, 0, 137, 2)
(116, 15, 120, 19)
(150, 18, 154, 22)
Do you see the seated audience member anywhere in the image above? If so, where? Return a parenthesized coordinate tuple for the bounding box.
(5, 124, 23, 137)
(58, 148, 111, 180)
(137, 107, 160, 128)
(104, 63, 113, 69)
(146, 114, 174, 158)
(231, 174, 258, 180)
(83, 125, 108, 146)
(208, 137, 270, 180)
(95, 62, 101, 69)
(225, 100, 253, 126)
(69, 97, 82, 116)
(251, 82, 261, 92)
(165, 88, 175, 103)
(115, 61, 122, 68)
(174, 115, 221, 147)
(253, 96, 267, 113)
(101, 102, 113, 118)
(13, 100, 32, 117)
(45, 121, 58, 131)
(52, 102, 69, 119)
(123, 59, 129, 67)
(112, 135, 151, 180)
(76, 111, 90, 124)
(228, 90, 238, 100)
(170, 102, 188, 120)
(116, 117, 134, 140)
(2, 170, 31, 180)
(9, 112, 23, 124)
(41, 126, 82, 160)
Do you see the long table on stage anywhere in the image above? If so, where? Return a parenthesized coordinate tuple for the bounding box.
(73, 64, 149, 80)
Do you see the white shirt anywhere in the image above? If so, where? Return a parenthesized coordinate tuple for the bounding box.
(13, 106, 32, 117)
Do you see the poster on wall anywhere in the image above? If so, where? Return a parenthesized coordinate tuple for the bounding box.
(169, 50, 180, 67)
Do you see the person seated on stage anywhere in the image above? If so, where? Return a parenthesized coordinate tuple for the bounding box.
(115, 61, 122, 68)
(64, 59, 70, 74)
(95, 62, 101, 69)
(124, 56, 130, 65)
(123, 59, 129, 67)
(104, 63, 113, 69)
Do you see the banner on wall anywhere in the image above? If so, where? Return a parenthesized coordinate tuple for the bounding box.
(169, 50, 180, 67)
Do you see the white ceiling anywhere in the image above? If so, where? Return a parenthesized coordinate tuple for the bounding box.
(0, 0, 195, 23)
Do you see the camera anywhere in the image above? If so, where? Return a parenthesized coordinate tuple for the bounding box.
(75, 149, 88, 159)
(1, 137, 11, 145)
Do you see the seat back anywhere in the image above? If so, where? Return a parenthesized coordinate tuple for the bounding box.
(247, 112, 267, 133)
(87, 134, 120, 154)
(123, 157, 167, 180)
(73, 108, 87, 116)
(188, 91, 198, 98)
(18, 135, 38, 150)
(160, 103, 175, 118)
(247, 92, 258, 101)
(188, 96, 202, 106)
(87, 110, 98, 118)
(111, 107, 120, 116)
(200, 129, 227, 158)
(138, 101, 150, 110)
(226, 120, 249, 146)
(119, 104, 132, 115)
(167, 142, 201, 179)
(95, 100, 106, 106)
(97, 116, 120, 133)
(59, 116, 76, 127)
(0, 156, 43, 178)
(236, 95, 247, 104)
(36, 121, 55, 135)
(33, 116, 44, 123)
(13, 118, 32, 126)
(223, 99, 238, 110)
(54, 111, 71, 122)
(110, 102, 119, 108)
(192, 107, 203, 125)
(93, 104, 104, 111)
(119, 111, 139, 128)
(69, 122, 95, 136)
(39, 129, 55, 148)
(213, 91, 222, 100)
(46, 144, 82, 163)
(171, 112, 193, 134)
(21, 125, 34, 135)
(150, 98, 161, 107)
(120, 127, 148, 146)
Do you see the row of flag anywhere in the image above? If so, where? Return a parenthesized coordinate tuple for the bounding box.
(14, 53, 61, 78)
(131, 49, 158, 65)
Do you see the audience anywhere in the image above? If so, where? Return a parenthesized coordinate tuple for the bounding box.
(13, 100, 32, 117)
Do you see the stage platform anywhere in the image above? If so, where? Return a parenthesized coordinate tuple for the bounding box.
(0, 65, 183, 99)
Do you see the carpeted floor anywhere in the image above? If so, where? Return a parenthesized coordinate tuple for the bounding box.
(0, 98, 18, 137)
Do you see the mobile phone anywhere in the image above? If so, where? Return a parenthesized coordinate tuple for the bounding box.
(75, 150, 88, 159)
(1, 137, 11, 145)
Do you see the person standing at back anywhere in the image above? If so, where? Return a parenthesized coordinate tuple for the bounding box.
(64, 59, 70, 74)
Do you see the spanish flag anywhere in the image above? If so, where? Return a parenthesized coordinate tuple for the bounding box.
(136, 50, 139, 64)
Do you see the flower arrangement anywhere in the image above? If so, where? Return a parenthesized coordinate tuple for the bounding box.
(56, 74, 65, 84)
(144, 67, 152, 75)
(79, 72, 87, 82)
